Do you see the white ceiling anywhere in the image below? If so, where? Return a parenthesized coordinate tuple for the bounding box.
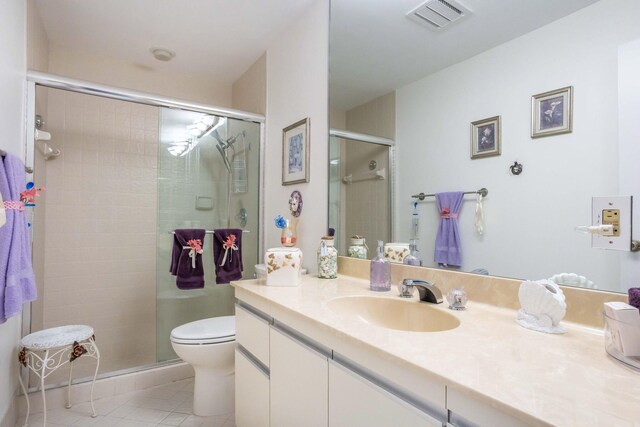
(34, 0, 316, 85)
(330, 0, 600, 111)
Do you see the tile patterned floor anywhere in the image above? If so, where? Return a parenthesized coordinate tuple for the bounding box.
(16, 378, 235, 427)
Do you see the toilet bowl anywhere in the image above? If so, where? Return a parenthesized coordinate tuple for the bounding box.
(170, 316, 235, 416)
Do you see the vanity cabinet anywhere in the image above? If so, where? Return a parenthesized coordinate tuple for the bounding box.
(236, 301, 449, 427)
(270, 325, 329, 427)
(329, 361, 443, 427)
(235, 304, 271, 427)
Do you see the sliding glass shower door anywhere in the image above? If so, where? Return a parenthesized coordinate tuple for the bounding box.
(156, 108, 260, 361)
(29, 85, 261, 386)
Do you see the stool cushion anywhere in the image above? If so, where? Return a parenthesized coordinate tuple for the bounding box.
(21, 325, 94, 350)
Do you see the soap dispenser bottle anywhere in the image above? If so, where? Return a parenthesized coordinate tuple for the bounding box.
(370, 240, 391, 291)
(403, 239, 422, 266)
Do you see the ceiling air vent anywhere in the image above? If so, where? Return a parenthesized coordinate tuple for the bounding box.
(407, 0, 472, 31)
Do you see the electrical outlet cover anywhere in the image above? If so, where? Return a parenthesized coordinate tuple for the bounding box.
(592, 196, 633, 251)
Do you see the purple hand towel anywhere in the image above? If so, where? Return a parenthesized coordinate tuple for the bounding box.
(170, 229, 206, 290)
(213, 229, 243, 284)
(434, 192, 465, 267)
(0, 153, 37, 323)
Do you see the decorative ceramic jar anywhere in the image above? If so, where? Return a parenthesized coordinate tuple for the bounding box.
(347, 236, 368, 259)
(317, 237, 338, 279)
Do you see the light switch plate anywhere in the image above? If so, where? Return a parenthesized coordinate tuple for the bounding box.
(592, 196, 633, 251)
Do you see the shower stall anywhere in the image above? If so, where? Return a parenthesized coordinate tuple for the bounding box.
(24, 72, 263, 387)
(328, 129, 395, 253)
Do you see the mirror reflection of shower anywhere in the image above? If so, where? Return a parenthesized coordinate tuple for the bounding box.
(34, 114, 60, 160)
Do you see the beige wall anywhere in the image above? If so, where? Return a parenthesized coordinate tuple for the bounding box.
(265, 0, 329, 273)
(232, 53, 267, 115)
(48, 45, 232, 107)
(346, 92, 395, 140)
(0, 0, 25, 424)
(330, 108, 346, 130)
(40, 88, 158, 382)
(27, 0, 49, 72)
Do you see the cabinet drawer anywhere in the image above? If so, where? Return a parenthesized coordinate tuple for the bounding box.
(235, 348, 269, 427)
(236, 303, 271, 367)
(447, 388, 529, 427)
(329, 361, 443, 427)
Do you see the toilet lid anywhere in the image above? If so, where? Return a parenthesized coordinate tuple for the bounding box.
(170, 316, 235, 345)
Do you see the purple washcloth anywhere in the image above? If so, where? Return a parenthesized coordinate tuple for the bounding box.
(0, 152, 37, 323)
(213, 229, 243, 284)
(629, 288, 640, 309)
(434, 191, 465, 267)
(170, 229, 206, 290)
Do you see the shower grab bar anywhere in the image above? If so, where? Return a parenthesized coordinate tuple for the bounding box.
(0, 149, 34, 173)
(342, 168, 386, 185)
(168, 230, 250, 234)
(411, 188, 488, 201)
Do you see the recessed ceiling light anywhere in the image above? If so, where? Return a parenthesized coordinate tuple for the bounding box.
(150, 47, 176, 62)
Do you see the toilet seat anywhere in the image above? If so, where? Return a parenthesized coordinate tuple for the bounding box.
(170, 316, 235, 345)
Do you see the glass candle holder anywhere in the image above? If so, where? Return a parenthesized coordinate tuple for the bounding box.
(280, 217, 298, 247)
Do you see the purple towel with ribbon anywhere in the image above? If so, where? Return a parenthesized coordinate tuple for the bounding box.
(0, 152, 37, 323)
(213, 229, 243, 284)
(434, 192, 465, 267)
(170, 229, 206, 290)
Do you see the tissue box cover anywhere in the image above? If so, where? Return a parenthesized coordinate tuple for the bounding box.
(265, 247, 303, 286)
(384, 243, 410, 263)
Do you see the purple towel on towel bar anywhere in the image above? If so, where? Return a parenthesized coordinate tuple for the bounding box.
(170, 229, 206, 290)
(0, 152, 37, 324)
(213, 229, 243, 284)
(434, 192, 465, 267)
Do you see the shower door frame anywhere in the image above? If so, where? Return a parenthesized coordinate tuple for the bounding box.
(328, 128, 396, 250)
(22, 70, 266, 389)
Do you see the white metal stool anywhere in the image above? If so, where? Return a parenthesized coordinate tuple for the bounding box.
(17, 325, 100, 427)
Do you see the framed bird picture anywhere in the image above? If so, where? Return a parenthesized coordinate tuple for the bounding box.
(531, 86, 573, 138)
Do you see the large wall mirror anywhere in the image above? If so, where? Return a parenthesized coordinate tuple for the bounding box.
(328, 0, 640, 293)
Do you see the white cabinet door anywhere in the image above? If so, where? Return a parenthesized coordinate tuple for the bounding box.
(329, 362, 443, 427)
(235, 348, 269, 427)
(270, 327, 329, 427)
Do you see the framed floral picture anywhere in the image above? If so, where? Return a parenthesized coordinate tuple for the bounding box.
(471, 115, 501, 159)
(531, 86, 573, 138)
(282, 118, 310, 185)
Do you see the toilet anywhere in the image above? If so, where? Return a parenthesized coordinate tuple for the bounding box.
(170, 316, 236, 416)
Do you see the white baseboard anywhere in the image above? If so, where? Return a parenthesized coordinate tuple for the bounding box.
(15, 362, 194, 417)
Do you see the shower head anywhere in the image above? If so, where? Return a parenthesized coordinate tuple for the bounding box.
(216, 142, 232, 173)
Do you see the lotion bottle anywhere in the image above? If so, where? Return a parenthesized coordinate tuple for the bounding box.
(370, 240, 391, 291)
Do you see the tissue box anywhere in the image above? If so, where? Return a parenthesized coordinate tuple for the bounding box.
(604, 302, 640, 357)
(384, 243, 410, 263)
(264, 247, 303, 287)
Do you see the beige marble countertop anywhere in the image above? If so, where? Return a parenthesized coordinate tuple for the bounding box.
(232, 275, 640, 427)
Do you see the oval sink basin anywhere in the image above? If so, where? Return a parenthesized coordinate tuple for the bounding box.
(327, 296, 460, 332)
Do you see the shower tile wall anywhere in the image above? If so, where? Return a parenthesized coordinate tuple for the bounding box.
(344, 142, 390, 247)
(39, 88, 158, 383)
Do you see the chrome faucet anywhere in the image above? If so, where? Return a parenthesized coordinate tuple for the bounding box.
(399, 279, 443, 304)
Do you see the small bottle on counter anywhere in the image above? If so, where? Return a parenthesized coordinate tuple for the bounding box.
(347, 235, 368, 259)
(370, 240, 391, 291)
(403, 239, 422, 266)
(317, 229, 338, 279)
